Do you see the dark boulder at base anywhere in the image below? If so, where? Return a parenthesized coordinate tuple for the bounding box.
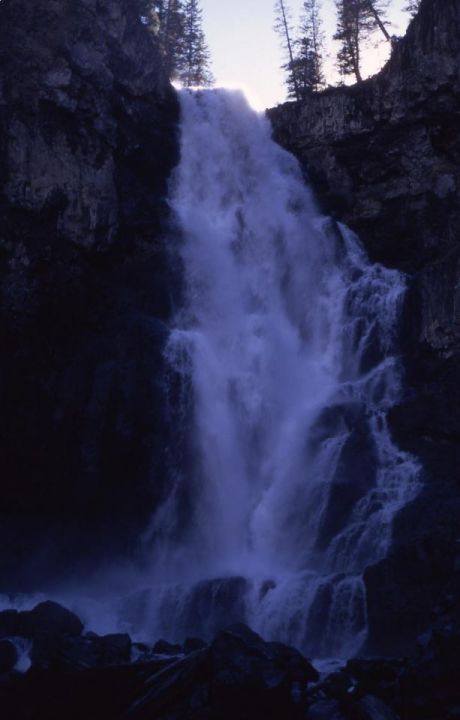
(307, 699, 346, 720)
(1, 608, 459, 720)
(130, 624, 319, 720)
(153, 639, 183, 656)
(0, 601, 83, 641)
(209, 625, 319, 711)
(0, 610, 22, 640)
(0, 640, 18, 674)
(183, 637, 207, 654)
(353, 696, 398, 720)
(0, 621, 320, 720)
(26, 601, 83, 639)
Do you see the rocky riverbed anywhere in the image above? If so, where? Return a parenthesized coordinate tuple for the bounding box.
(1, 600, 459, 719)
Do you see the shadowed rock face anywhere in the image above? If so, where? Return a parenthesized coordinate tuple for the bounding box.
(270, 0, 460, 655)
(0, 601, 458, 719)
(269, 0, 460, 354)
(0, 0, 180, 588)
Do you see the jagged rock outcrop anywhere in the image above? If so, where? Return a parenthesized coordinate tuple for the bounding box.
(269, 0, 460, 352)
(0, 602, 458, 720)
(270, 0, 460, 654)
(0, 0, 180, 587)
(0, 613, 321, 720)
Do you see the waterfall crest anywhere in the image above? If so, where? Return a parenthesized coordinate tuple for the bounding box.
(139, 89, 420, 658)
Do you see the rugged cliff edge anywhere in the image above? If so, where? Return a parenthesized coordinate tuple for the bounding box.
(270, 0, 460, 654)
(0, 0, 179, 587)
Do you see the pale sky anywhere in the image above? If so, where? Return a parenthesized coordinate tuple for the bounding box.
(200, 0, 412, 110)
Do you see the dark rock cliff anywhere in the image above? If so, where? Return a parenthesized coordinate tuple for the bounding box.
(270, 0, 460, 655)
(0, 0, 180, 588)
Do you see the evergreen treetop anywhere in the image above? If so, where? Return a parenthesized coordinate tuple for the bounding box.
(141, 0, 213, 87)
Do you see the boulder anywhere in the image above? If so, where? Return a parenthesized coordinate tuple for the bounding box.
(130, 624, 319, 719)
(0, 610, 22, 639)
(353, 696, 398, 720)
(321, 671, 353, 700)
(0, 640, 18, 673)
(0, 602, 83, 641)
(184, 637, 207, 654)
(25, 601, 83, 638)
(152, 639, 182, 656)
(207, 625, 318, 718)
(98, 633, 132, 665)
(307, 699, 347, 720)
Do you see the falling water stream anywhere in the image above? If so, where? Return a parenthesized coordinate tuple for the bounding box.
(127, 89, 420, 658)
(4, 89, 420, 661)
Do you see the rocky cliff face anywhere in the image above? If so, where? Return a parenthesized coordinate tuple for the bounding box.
(270, 0, 460, 654)
(0, 0, 180, 587)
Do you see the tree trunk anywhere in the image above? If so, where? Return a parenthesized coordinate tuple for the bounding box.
(279, 0, 301, 101)
(365, 0, 391, 42)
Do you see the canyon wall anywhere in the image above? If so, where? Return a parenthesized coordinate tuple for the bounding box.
(270, 0, 460, 654)
(0, 0, 179, 587)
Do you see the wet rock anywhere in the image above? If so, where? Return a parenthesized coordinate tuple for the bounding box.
(184, 637, 207, 653)
(322, 671, 353, 699)
(0, 640, 18, 673)
(341, 631, 460, 719)
(178, 576, 250, 639)
(25, 601, 83, 638)
(364, 538, 458, 655)
(208, 625, 318, 717)
(57, 635, 101, 670)
(98, 633, 132, 665)
(345, 658, 404, 685)
(130, 624, 319, 719)
(307, 699, 346, 720)
(4, 618, 459, 720)
(344, 658, 403, 706)
(0, 610, 22, 640)
(315, 416, 377, 551)
(0, 602, 83, 654)
(49, 632, 133, 670)
(153, 639, 183, 656)
(353, 695, 398, 720)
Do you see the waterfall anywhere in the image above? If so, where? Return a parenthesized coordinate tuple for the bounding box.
(132, 89, 420, 658)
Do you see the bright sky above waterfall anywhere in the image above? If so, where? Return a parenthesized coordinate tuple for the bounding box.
(201, 0, 412, 110)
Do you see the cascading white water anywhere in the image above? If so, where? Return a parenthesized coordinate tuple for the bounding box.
(133, 89, 420, 658)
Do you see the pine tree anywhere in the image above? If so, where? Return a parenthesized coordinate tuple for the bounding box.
(334, 0, 364, 82)
(365, 0, 391, 42)
(403, 0, 421, 17)
(274, 0, 301, 101)
(141, 1, 185, 78)
(161, 0, 185, 79)
(293, 0, 325, 97)
(177, 0, 214, 87)
(334, 0, 389, 83)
